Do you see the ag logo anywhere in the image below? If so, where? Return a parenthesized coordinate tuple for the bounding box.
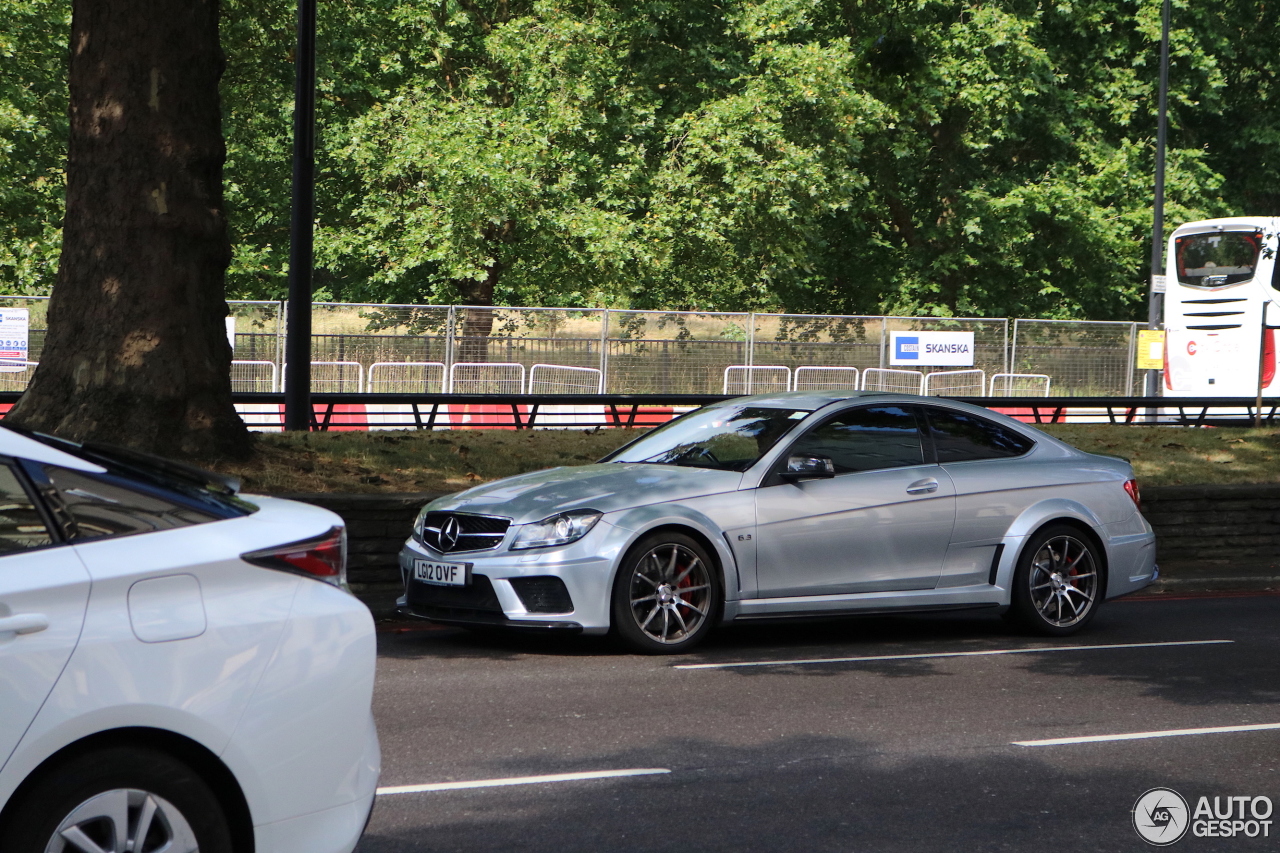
(1134, 787, 1190, 845)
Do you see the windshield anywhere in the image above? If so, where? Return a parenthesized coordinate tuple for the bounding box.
(1176, 230, 1263, 288)
(604, 405, 811, 471)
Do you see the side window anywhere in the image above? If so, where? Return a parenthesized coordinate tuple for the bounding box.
(43, 466, 219, 541)
(0, 465, 53, 552)
(924, 407, 1035, 463)
(786, 405, 925, 474)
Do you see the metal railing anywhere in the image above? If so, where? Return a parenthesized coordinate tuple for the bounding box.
(0, 297, 1151, 397)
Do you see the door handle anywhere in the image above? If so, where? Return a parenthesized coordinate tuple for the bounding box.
(0, 613, 50, 635)
(906, 478, 939, 495)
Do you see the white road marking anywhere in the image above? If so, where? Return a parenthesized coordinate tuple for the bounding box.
(672, 639, 1233, 670)
(1014, 722, 1280, 747)
(376, 768, 671, 795)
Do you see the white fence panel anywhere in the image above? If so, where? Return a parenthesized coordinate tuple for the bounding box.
(723, 365, 791, 394)
(368, 361, 446, 393)
(449, 362, 526, 394)
(861, 368, 924, 394)
(923, 369, 986, 397)
(230, 360, 278, 392)
(989, 373, 1052, 396)
(0, 360, 37, 391)
(282, 361, 364, 393)
(792, 366, 860, 391)
(528, 364, 604, 393)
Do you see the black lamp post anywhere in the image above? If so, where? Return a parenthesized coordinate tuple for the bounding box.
(1145, 0, 1171, 397)
(284, 0, 316, 431)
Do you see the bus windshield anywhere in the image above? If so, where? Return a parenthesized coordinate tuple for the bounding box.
(1175, 230, 1263, 287)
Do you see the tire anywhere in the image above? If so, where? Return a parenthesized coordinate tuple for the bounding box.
(611, 532, 721, 654)
(0, 745, 233, 853)
(1009, 524, 1104, 636)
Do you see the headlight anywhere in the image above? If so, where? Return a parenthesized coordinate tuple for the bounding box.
(413, 507, 428, 542)
(510, 509, 603, 550)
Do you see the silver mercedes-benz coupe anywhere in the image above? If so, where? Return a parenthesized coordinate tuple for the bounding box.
(398, 391, 1157, 653)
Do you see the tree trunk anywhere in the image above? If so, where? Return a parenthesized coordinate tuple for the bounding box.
(454, 220, 515, 364)
(6, 0, 249, 459)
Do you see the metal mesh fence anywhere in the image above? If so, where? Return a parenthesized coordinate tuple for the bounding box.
(0, 298, 1144, 399)
(1011, 320, 1138, 396)
(862, 368, 924, 393)
(923, 369, 987, 396)
(793, 366, 861, 391)
(606, 311, 749, 393)
(230, 360, 278, 392)
(989, 373, 1052, 396)
(368, 362, 447, 393)
(750, 314, 883, 375)
(528, 364, 603, 393)
(723, 365, 791, 394)
(449, 362, 526, 394)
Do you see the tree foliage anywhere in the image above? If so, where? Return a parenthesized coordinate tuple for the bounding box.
(5, 0, 1280, 320)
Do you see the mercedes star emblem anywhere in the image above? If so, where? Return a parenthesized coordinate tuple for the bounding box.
(439, 516, 461, 552)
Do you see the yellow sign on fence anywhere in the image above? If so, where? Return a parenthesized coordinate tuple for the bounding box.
(1136, 330, 1165, 370)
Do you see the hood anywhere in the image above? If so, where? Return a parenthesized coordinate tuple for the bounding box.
(428, 463, 744, 523)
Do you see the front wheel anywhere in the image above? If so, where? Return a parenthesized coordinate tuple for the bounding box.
(611, 532, 721, 654)
(1009, 525, 1103, 636)
(0, 746, 233, 853)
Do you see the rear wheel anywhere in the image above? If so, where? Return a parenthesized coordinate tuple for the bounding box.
(611, 532, 720, 654)
(0, 746, 232, 853)
(1010, 525, 1103, 636)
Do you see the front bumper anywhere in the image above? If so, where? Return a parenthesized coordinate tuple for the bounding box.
(397, 523, 626, 635)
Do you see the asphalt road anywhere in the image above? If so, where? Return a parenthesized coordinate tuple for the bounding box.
(357, 593, 1280, 852)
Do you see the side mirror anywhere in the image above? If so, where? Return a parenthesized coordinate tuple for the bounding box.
(779, 454, 836, 481)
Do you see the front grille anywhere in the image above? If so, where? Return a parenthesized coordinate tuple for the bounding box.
(1185, 324, 1242, 330)
(407, 573, 502, 615)
(420, 512, 511, 553)
(510, 576, 575, 614)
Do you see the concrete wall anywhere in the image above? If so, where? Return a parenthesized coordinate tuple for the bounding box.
(286, 484, 1280, 617)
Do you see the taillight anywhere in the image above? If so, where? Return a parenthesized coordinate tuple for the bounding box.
(1264, 328, 1276, 388)
(242, 526, 348, 589)
(1123, 479, 1141, 510)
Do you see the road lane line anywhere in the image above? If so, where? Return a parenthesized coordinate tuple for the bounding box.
(1014, 723, 1280, 747)
(673, 639, 1233, 670)
(376, 768, 671, 795)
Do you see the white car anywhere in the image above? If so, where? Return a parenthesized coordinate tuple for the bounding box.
(0, 426, 379, 852)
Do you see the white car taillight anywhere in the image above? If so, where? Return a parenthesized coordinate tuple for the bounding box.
(1123, 479, 1141, 510)
(243, 526, 349, 590)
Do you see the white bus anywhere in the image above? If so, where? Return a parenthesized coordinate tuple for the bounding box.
(1163, 216, 1280, 397)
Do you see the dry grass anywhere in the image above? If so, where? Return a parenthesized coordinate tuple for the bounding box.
(206, 423, 1280, 495)
(1039, 424, 1280, 487)
(218, 429, 637, 495)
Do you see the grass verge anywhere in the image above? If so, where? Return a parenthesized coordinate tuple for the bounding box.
(211, 423, 1280, 495)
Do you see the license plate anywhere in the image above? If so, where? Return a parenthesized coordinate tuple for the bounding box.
(413, 559, 470, 587)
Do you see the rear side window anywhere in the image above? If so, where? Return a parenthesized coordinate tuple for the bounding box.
(42, 466, 220, 541)
(786, 405, 925, 474)
(0, 465, 52, 552)
(924, 407, 1034, 463)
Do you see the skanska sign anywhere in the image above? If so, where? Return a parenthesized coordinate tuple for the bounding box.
(889, 331, 975, 367)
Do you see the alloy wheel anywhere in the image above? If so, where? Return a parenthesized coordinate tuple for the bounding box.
(45, 788, 199, 853)
(627, 542, 713, 645)
(1028, 535, 1098, 629)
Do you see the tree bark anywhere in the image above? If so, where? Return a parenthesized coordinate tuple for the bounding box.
(6, 0, 249, 459)
(454, 220, 515, 363)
